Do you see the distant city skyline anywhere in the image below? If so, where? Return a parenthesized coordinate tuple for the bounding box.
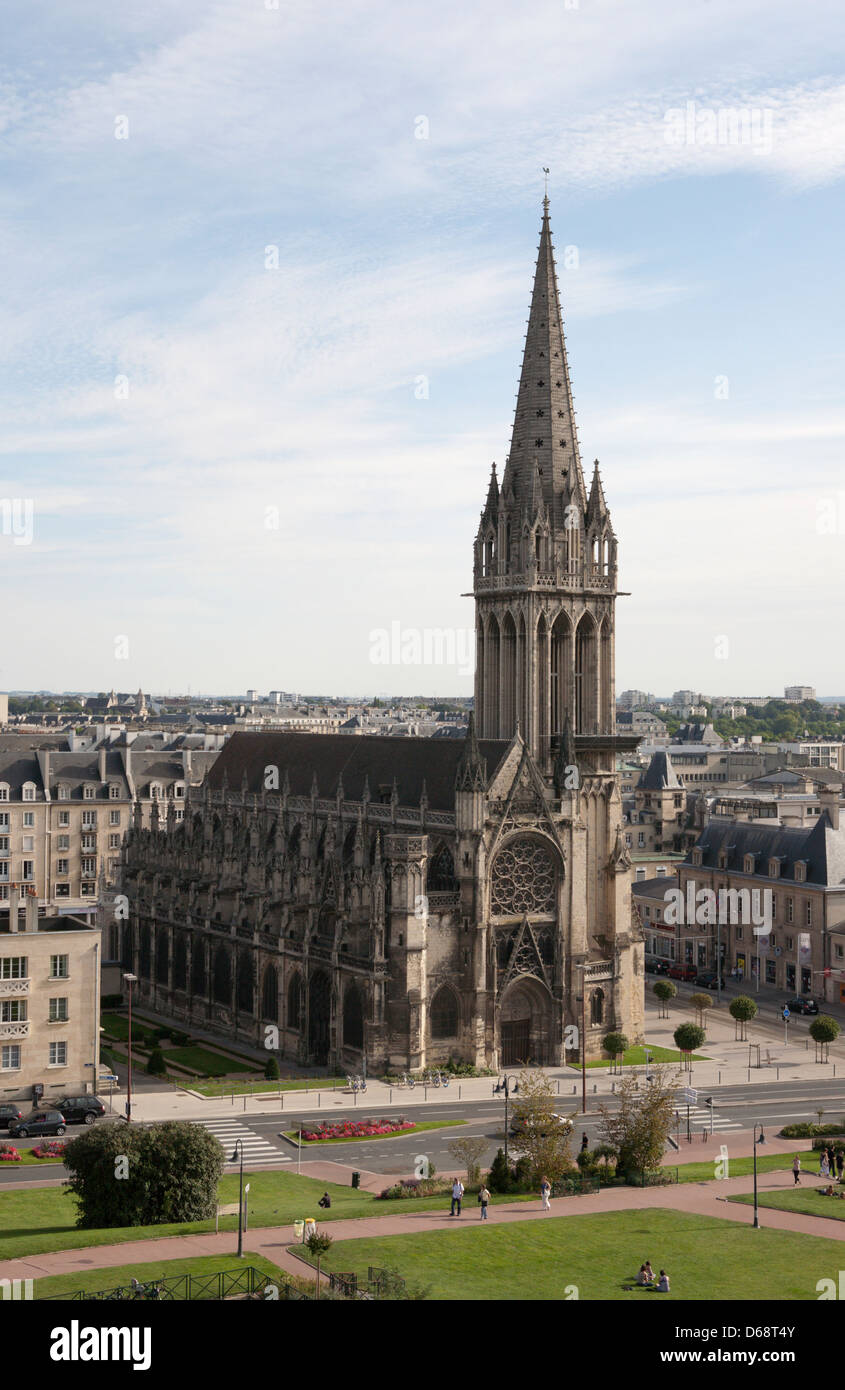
(3, 1, 844, 694)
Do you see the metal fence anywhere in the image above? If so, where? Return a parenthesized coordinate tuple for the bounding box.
(38, 1265, 303, 1302)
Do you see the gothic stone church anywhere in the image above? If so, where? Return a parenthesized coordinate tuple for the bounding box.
(121, 200, 645, 1071)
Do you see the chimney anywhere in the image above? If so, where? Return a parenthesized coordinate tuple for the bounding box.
(99, 747, 107, 782)
(8, 885, 18, 933)
(819, 784, 842, 831)
(25, 887, 38, 934)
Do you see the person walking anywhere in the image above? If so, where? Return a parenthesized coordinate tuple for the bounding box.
(820, 1149, 830, 1179)
(478, 1185, 490, 1221)
(450, 1178, 464, 1217)
(581, 1133, 589, 1152)
(792, 1155, 801, 1185)
(540, 1176, 551, 1211)
(836, 1151, 844, 1183)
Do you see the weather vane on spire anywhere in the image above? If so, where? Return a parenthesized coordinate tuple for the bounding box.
(543, 166, 550, 200)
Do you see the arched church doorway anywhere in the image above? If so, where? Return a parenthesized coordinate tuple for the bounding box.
(499, 977, 553, 1066)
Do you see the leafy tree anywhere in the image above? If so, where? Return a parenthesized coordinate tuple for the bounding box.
(673, 1022, 705, 1070)
(653, 979, 676, 1018)
(729, 995, 757, 1040)
(507, 1068, 575, 1186)
(603, 1031, 629, 1073)
(63, 1121, 225, 1228)
(146, 1047, 167, 1076)
(264, 1055, 281, 1080)
(810, 1015, 841, 1062)
(304, 1231, 334, 1300)
(598, 1064, 679, 1181)
(447, 1136, 488, 1187)
(689, 994, 714, 1029)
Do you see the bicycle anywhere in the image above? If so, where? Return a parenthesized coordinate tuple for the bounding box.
(402, 1073, 416, 1089)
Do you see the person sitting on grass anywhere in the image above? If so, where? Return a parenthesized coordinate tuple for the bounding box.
(636, 1263, 654, 1286)
(657, 1270, 670, 1293)
(317, 1192, 331, 1209)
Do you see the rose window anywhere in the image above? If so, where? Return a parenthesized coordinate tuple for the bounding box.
(491, 840, 555, 915)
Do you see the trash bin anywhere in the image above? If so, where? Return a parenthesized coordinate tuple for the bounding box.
(304, 1218, 317, 1240)
(293, 1220, 304, 1242)
(351, 1171, 360, 1189)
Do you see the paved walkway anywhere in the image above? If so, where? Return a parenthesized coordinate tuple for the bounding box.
(4, 1166, 845, 1291)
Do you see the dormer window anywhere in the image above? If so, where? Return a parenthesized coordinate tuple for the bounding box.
(0, 784, 8, 802)
(84, 785, 95, 800)
(150, 784, 161, 800)
(795, 861, 807, 883)
(718, 850, 728, 870)
(22, 783, 36, 802)
(769, 858, 780, 878)
(743, 854, 756, 875)
(692, 847, 703, 867)
(57, 784, 70, 800)
(109, 784, 120, 800)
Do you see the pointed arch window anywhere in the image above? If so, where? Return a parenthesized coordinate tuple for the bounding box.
(427, 843, 458, 893)
(430, 985, 459, 1038)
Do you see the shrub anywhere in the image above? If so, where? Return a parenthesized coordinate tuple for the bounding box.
(487, 1147, 513, 1193)
(0, 1144, 21, 1163)
(63, 1121, 225, 1228)
(146, 1047, 167, 1076)
(169, 1030, 190, 1046)
(264, 1055, 281, 1081)
(101, 994, 124, 1009)
(781, 1123, 845, 1139)
(673, 1023, 706, 1055)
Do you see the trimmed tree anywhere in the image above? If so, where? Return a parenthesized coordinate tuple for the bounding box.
(810, 1015, 841, 1063)
(653, 980, 677, 1018)
(729, 995, 758, 1041)
(603, 1032, 629, 1074)
(507, 1068, 575, 1186)
(447, 1136, 488, 1187)
(673, 1022, 706, 1072)
(598, 1064, 679, 1182)
(689, 993, 714, 1030)
(146, 1047, 167, 1076)
(304, 1231, 334, 1300)
(264, 1055, 281, 1081)
(63, 1121, 225, 1229)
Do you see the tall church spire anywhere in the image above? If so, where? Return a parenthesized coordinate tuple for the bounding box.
(500, 197, 585, 518)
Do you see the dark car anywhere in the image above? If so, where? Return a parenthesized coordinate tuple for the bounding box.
(54, 1095, 106, 1125)
(668, 963, 698, 982)
(785, 996, 819, 1015)
(0, 1103, 24, 1130)
(9, 1109, 66, 1138)
(645, 957, 670, 976)
(695, 970, 726, 990)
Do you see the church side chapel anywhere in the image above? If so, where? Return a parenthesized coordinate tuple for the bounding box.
(120, 199, 645, 1072)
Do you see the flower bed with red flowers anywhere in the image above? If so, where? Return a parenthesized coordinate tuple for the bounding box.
(298, 1117, 416, 1143)
(0, 1143, 22, 1162)
(32, 1140, 67, 1160)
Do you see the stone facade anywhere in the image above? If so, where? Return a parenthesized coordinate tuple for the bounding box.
(119, 199, 645, 1070)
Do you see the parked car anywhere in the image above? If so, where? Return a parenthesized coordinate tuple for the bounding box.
(668, 963, 698, 982)
(645, 957, 671, 976)
(53, 1095, 106, 1126)
(0, 1103, 24, 1130)
(695, 970, 726, 990)
(509, 1112, 570, 1138)
(8, 1109, 66, 1138)
(785, 996, 819, 1015)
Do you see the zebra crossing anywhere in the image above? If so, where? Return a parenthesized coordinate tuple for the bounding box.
(673, 1102, 741, 1133)
(194, 1117, 291, 1167)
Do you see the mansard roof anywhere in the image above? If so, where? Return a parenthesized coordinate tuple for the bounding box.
(685, 814, 845, 886)
(206, 731, 509, 812)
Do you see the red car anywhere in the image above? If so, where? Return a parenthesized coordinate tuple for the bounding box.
(668, 963, 697, 982)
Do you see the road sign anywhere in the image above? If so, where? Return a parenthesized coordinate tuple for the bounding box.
(680, 1087, 698, 1104)
(782, 1007, 790, 1021)
(100, 1074, 119, 1083)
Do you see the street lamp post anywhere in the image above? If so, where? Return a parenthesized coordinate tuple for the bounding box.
(752, 1122, 766, 1228)
(493, 1074, 519, 1169)
(230, 1139, 245, 1257)
(122, 973, 137, 1123)
(574, 962, 587, 1115)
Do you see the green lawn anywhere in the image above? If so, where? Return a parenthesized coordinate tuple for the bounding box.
(0, 1169, 486, 1261)
(163, 1045, 257, 1076)
(34, 1252, 291, 1300)
(294, 1207, 845, 1300)
(101, 1013, 158, 1047)
(576, 1044, 708, 1070)
(731, 1186, 845, 1223)
(194, 1077, 347, 1097)
(286, 1119, 465, 1145)
(674, 1150, 811, 1184)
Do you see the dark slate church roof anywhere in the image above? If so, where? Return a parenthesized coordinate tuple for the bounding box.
(206, 731, 509, 812)
(685, 814, 845, 886)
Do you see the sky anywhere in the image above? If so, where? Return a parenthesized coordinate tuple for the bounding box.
(1, 0, 844, 699)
